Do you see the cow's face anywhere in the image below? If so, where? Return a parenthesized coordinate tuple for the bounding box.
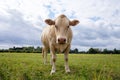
(45, 14, 79, 44)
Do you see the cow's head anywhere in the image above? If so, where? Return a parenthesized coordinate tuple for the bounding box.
(45, 14, 79, 44)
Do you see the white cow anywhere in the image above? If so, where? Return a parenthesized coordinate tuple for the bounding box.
(41, 14, 79, 74)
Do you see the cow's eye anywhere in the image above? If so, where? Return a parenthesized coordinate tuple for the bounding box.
(55, 25, 57, 28)
(55, 25, 58, 29)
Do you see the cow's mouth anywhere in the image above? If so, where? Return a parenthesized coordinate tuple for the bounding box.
(58, 42, 66, 44)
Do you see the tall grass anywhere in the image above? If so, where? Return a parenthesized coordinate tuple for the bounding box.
(0, 53, 120, 80)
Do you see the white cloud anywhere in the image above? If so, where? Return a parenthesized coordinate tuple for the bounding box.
(0, 9, 41, 47)
(0, 0, 120, 50)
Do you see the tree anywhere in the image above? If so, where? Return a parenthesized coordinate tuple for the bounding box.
(34, 47, 42, 53)
(88, 48, 95, 54)
(103, 48, 108, 54)
(113, 48, 119, 54)
(88, 48, 101, 54)
(74, 48, 79, 53)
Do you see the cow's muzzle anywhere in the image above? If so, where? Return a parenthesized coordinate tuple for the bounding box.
(58, 38, 66, 44)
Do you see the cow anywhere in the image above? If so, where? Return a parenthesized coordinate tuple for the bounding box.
(41, 14, 79, 74)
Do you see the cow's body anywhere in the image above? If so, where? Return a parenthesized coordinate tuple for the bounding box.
(41, 14, 79, 74)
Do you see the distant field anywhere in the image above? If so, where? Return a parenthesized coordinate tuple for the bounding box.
(0, 53, 120, 80)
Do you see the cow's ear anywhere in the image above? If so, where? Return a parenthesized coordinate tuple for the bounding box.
(45, 19, 55, 25)
(70, 20, 79, 26)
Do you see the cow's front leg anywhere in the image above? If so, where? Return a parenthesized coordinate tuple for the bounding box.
(64, 45, 70, 73)
(51, 52, 56, 74)
(64, 53, 70, 73)
(50, 46, 56, 75)
(42, 47, 48, 64)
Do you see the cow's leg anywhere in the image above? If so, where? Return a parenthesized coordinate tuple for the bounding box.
(50, 53, 52, 65)
(64, 53, 70, 73)
(51, 53, 56, 74)
(42, 47, 47, 64)
(64, 45, 70, 73)
(50, 45, 56, 74)
(50, 48, 57, 65)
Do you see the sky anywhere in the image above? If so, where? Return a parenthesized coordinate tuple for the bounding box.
(0, 0, 120, 51)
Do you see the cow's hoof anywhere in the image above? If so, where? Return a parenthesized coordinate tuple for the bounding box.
(50, 70, 56, 75)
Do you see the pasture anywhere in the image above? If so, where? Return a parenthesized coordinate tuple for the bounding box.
(0, 53, 120, 80)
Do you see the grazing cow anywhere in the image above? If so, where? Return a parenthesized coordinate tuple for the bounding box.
(41, 14, 79, 74)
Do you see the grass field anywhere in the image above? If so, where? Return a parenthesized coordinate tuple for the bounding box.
(0, 53, 120, 80)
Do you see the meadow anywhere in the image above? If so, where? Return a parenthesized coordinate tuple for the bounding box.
(0, 53, 120, 80)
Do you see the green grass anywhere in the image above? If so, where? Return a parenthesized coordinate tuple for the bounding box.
(0, 53, 120, 80)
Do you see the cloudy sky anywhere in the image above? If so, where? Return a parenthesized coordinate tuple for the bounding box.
(0, 0, 120, 51)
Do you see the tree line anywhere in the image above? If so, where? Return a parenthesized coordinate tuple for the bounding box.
(0, 46, 42, 53)
(0, 46, 120, 54)
(87, 48, 120, 54)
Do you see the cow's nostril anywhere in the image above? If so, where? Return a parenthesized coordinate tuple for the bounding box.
(63, 39, 66, 42)
(58, 38, 66, 44)
(58, 39, 60, 42)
